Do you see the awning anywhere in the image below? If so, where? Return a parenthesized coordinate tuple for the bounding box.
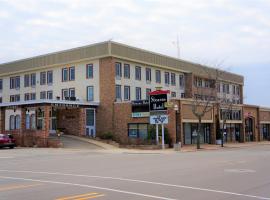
(0, 100, 99, 108)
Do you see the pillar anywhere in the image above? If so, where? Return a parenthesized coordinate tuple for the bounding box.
(0, 108, 5, 132)
(78, 108, 86, 136)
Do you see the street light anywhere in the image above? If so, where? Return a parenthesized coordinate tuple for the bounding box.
(174, 104, 181, 151)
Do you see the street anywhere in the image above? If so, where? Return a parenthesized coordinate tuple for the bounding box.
(0, 145, 270, 200)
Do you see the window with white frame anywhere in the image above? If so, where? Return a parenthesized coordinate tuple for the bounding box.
(26, 114, 30, 129)
(31, 114, 36, 129)
(136, 87, 141, 100)
(24, 74, 30, 87)
(10, 76, 20, 89)
(15, 115, 21, 129)
(171, 73, 176, 85)
(146, 68, 151, 82)
(40, 91, 46, 99)
(62, 89, 69, 100)
(62, 68, 68, 82)
(47, 91, 53, 99)
(0, 79, 2, 91)
(40, 72, 46, 85)
(9, 115, 15, 130)
(10, 95, 20, 102)
(124, 86, 130, 101)
(69, 88, 75, 98)
(165, 72, 170, 85)
(87, 86, 94, 101)
(86, 64, 93, 79)
(115, 62, 122, 78)
(179, 74, 184, 87)
(30, 73, 36, 86)
(124, 64, 130, 79)
(69, 67, 75, 81)
(135, 66, 141, 80)
(47, 71, 53, 84)
(156, 70, 161, 83)
(115, 85, 122, 101)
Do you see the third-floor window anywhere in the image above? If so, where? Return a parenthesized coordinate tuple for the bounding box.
(171, 73, 176, 85)
(165, 72, 170, 85)
(115, 62, 122, 78)
(156, 70, 161, 83)
(62, 68, 68, 82)
(146, 68, 151, 82)
(69, 67, 75, 81)
(47, 71, 53, 84)
(135, 66, 141, 80)
(40, 72, 46, 85)
(10, 76, 20, 89)
(124, 64, 130, 79)
(86, 64, 93, 79)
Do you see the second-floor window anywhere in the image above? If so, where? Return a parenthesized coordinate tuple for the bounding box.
(30, 73, 36, 86)
(124, 64, 130, 79)
(146, 88, 151, 99)
(69, 88, 75, 98)
(87, 86, 94, 101)
(10, 76, 20, 89)
(136, 87, 141, 100)
(165, 72, 170, 85)
(146, 68, 151, 82)
(69, 67, 75, 81)
(0, 79, 2, 91)
(24, 74, 30, 87)
(62, 68, 68, 82)
(25, 93, 36, 101)
(236, 86, 240, 96)
(156, 70, 161, 83)
(47, 71, 53, 84)
(40, 91, 46, 99)
(40, 72, 46, 85)
(86, 64, 93, 79)
(171, 73, 176, 85)
(179, 74, 184, 87)
(62, 89, 69, 100)
(115, 85, 122, 101)
(124, 86, 130, 101)
(10, 94, 20, 102)
(47, 91, 53, 99)
(135, 66, 141, 80)
(115, 62, 122, 78)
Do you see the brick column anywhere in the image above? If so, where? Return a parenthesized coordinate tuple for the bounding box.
(0, 108, 5, 132)
(20, 107, 26, 146)
(78, 108, 86, 136)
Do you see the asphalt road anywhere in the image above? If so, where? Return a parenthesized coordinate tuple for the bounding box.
(0, 145, 270, 200)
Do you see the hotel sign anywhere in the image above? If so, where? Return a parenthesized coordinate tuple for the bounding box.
(149, 91, 169, 112)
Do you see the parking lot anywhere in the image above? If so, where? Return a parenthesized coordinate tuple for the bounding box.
(0, 145, 270, 200)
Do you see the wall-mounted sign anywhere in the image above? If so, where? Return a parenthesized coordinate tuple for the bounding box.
(132, 100, 149, 113)
(132, 112, 150, 118)
(150, 115, 169, 124)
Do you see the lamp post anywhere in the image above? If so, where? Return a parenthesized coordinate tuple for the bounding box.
(174, 104, 181, 151)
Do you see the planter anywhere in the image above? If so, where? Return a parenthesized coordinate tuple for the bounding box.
(216, 139, 222, 145)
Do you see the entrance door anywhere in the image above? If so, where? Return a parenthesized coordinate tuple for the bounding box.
(86, 108, 96, 137)
(245, 118, 254, 141)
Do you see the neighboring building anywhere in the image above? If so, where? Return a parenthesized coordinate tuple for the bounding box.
(0, 41, 268, 147)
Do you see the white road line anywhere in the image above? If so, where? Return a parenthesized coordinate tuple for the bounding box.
(0, 157, 14, 159)
(0, 176, 176, 200)
(0, 170, 269, 200)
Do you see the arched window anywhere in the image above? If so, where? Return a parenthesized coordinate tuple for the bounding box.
(26, 114, 30, 129)
(31, 114, 36, 129)
(9, 115, 15, 130)
(15, 115, 21, 129)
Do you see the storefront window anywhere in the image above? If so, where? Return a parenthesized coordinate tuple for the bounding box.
(37, 109, 44, 130)
(184, 123, 211, 145)
(31, 114, 36, 129)
(9, 115, 15, 130)
(26, 114, 30, 129)
(15, 115, 21, 129)
(128, 123, 148, 139)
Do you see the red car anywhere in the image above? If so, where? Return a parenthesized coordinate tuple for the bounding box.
(0, 134, 16, 149)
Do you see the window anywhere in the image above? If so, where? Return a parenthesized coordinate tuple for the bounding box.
(31, 114, 36, 129)
(15, 115, 20, 129)
(124, 86, 130, 101)
(47, 71, 53, 84)
(115, 85, 122, 101)
(10, 95, 20, 102)
(146, 88, 151, 99)
(0, 97, 2, 103)
(136, 87, 141, 100)
(171, 73, 176, 85)
(135, 66, 141, 80)
(217, 83, 220, 92)
(69, 88, 75, 98)
(222, 84, 226, 93)
(124, 64, 130, 79)
(26, 114, 30, 129)
(31, 93, 36, 100)
(181, 93, 185, 98)
(165, 72, 170, 85)
(0, 79, 2, 91)
(128, 123, 148, 139)
(24, 74, 30, 87)
(87, 86, 94, 101)
(37, 109, 44, 130)
(10, 76, 20, 89)
(205, 80, 209, 88)
(115, 62, 122, 78)
(47, 91, 53, 99)
(25, 93, 30, 101)
(226, 84, 230, 94)
(236, 86, 240, 96)
(69, 67, 75, 81)
(171, 92, 176, 98)
(86, 64, 93, 79)
(156, 70, 161, 83)
(40, 72, 46, 85)
(40, 91, 46, 99)
(62, 68, 68, 82)
(9, 115, 15, 130)
(198, 78, 202, 87)
(179, 74, 184, 87)
(30, 73, 36, 86)
(146, 68, 151, 82)
(62, 89, 69, 100)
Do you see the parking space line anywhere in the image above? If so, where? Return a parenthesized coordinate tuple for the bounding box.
(0, 183, 43, 192)
(75, 194, 105, 200)
(56, 192, 98, 200)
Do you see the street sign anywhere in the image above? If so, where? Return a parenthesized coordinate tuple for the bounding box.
(150, 115, 169, 124)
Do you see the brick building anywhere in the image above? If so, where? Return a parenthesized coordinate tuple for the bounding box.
(0, 41, 269, 147)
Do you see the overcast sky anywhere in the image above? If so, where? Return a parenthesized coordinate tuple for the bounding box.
(0, 0, 269, 106)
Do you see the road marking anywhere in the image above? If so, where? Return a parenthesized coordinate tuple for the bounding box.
(0, 176, 177, 200)
(0, 157, 14, 159)
(0, 183, 42, 191)
(56, 192, 98, 200)
(225, 169, 256, 173)
(0, 170, 269, 200)
(75, 194, 105, 200)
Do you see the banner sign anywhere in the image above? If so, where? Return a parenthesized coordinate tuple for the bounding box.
(150, 115, 169, 124)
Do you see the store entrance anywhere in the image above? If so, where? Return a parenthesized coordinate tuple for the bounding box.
(245, 117, 254, 142)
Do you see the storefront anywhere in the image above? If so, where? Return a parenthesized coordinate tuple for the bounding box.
(261, 124, 270, 141)
(183, 123, 211, 145)
(222, 123, 241, 143)
(245, 117, 255, 142)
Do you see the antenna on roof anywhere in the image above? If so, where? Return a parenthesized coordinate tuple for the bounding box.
(172, 34, 180, 59)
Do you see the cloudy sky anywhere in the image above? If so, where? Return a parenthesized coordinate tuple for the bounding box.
(0, 0, 269, 106)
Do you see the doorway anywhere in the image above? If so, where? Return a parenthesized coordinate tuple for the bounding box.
(86, 108, 96, 137)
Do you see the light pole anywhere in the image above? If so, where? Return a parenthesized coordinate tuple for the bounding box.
(174, 104, 181, 151)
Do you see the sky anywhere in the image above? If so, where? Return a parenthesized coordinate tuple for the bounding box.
(0, 0, 270, 106)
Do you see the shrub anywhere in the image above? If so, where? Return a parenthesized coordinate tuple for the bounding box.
(148, 125, 172, 145)
(100, 132, 114, 140)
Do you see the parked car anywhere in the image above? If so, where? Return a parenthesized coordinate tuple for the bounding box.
(0, 134, 16, 149)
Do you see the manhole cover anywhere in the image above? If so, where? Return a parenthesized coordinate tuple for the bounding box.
(224, 169, 256, 173)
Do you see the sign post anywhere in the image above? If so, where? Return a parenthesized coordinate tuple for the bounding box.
(149, 89, 170, 149)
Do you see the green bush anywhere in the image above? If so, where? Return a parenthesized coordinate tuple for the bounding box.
(100, 132, 114, 140)
(148, 125, 172, 145)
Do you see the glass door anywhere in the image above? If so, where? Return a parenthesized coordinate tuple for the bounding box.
(86, 108, 96, 137)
